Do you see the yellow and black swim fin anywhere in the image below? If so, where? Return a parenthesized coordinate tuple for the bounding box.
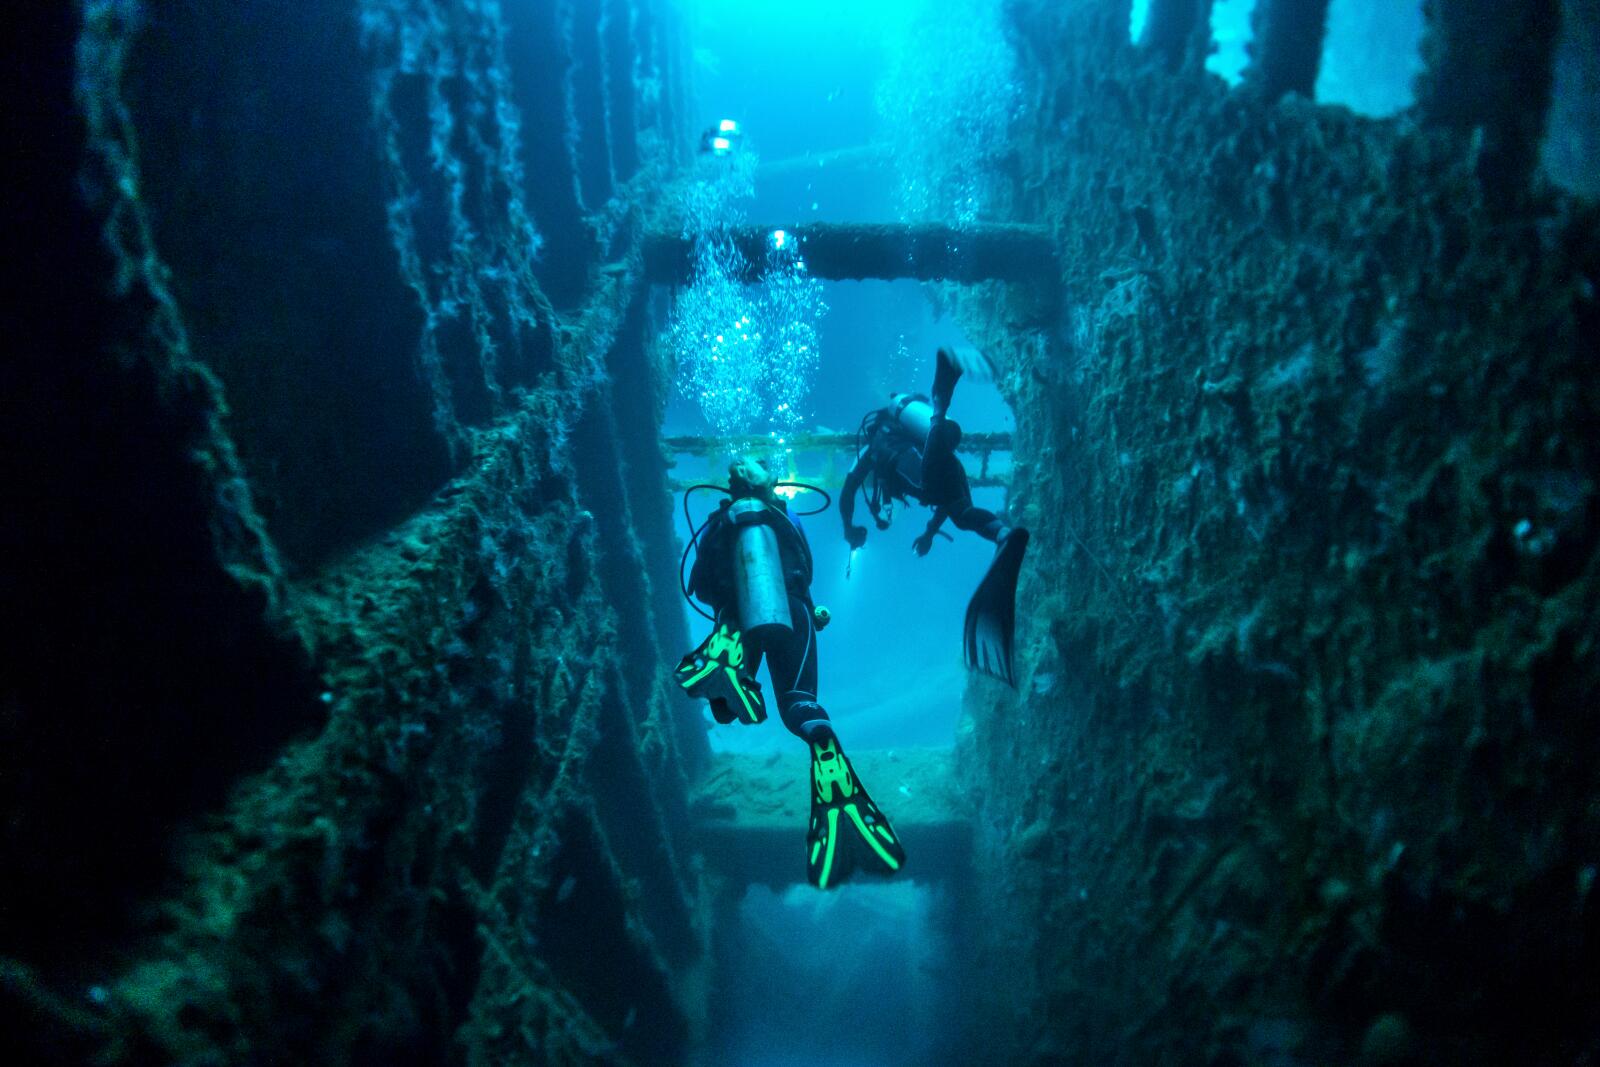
(675, 623, 766, 725)
(803, 723, 905, 889)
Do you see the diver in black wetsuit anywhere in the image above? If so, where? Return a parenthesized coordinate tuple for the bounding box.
(684, 459, 825, 738)
(840, 347, 1030, 685)
(842, 347, 1008, 552)
(676, 459, 906, 889)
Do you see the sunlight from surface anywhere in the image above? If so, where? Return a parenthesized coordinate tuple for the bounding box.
(1129, 0, 1151, 44)
(1207, 0, 1257, 85)
(1316, 0, 1425, 116)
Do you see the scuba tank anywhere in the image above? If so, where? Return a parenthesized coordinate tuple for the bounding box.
(892, 391, 962, 453)
(728, 498, 792, 642)
(890, 393, 934, 443)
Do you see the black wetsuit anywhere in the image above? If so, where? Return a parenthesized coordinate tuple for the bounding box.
(841, 401, 1005, 549)
(687, 499, 826, 739)
(840, 351, 1030, 688)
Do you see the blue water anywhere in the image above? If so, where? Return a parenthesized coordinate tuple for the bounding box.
(669, 283, 1010, 755)
(667, 7, 1013, 1064)
(668, 0, 1014, 755)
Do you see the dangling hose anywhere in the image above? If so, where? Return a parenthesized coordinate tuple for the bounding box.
(774, 481, 831, 516)
(679, 483, 729, 622)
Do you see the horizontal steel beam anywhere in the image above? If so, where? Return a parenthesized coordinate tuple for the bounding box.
(662, 431, 1013, 454)
(643, 223, 1058, 285)
(667, 474, 1008, 493)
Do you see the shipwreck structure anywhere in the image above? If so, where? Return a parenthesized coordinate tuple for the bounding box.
(4, 0, 1597, 1063)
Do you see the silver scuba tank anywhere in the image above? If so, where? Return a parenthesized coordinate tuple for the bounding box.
(891, 393, 934, 443)
(728, 498, 792, 642)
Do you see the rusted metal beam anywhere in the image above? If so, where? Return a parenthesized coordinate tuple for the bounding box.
(643, 223, 1058, 285)
(1245, 0, 1331, 100)
(756, 144, 892, 178)
(664, 432, 1014, 492)
(1415, 0, 1561, 200)
(691, 749, 972, 889)
(1141, 0, 1215, 71)
(662, 431, 1014, 455)
(668, 474, 1008, 493)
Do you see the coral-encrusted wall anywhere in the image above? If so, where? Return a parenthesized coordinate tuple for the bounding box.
(4, 2, 705, 1063)
(9, 0, 1598, 1061)
(954, 0, 1600, 1062)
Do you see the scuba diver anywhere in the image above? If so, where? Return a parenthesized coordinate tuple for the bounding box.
(841, 347, 1030, 686)
(676, 458, 906, 890)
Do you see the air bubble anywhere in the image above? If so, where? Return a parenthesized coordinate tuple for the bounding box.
(667, 143, 827, 439)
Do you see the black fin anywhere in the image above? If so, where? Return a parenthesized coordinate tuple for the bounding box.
(963, 527, 1029, 686)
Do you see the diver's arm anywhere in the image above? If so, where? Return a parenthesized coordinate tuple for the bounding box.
(913, 508, 948, 557)
(840, 453, 870, 548)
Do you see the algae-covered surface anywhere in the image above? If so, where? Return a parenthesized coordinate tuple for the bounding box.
(8, 1, 1600, 1064)
(5, 2, 709, 1064)
(943, 1, 1600, 1062)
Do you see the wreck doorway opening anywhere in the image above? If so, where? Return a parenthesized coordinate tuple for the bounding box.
(662, 274, 1016, 1066)
(662, 3, 1034, 1061)
(665, 277, 1013, 755)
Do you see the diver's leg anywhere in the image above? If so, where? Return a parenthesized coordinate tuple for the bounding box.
(921, 350, 968, 500)
(720, 607, 766, 677)
(930, 346, 963, 418)
(752, 597, 906, 889)
(919, 416, 966, 514)
(925, 456, 1004, 540)
(762, 594, 824, 739)
(949, 504, 1007, 543)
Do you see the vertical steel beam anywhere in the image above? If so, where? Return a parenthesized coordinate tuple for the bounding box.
(1142, 0, 1216, 70)
(1245, 0, 1332, 99)
(1416, 0, 1562, 198)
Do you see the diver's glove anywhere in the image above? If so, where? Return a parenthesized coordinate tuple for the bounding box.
(912, 527, 952, 557)
(845, 525, 868, 549)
